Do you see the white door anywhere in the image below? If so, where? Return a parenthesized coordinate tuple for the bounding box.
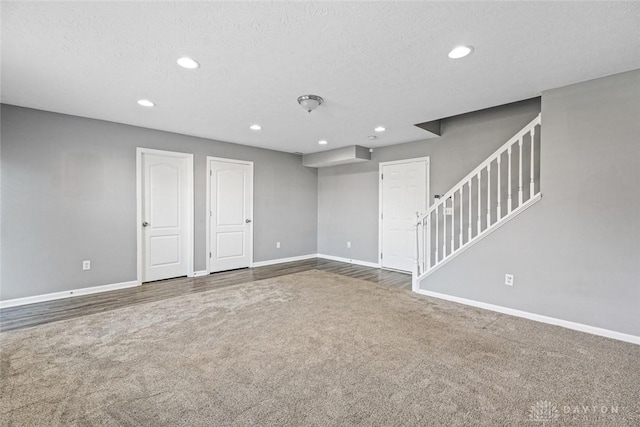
(380, 158, 429, 272)
(208, 158, 253, 273)
(140, 150, 193, 282)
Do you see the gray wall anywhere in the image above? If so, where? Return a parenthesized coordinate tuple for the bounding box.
(317, 98, 541, 262)
(1, 105, 317, 300)
(420, 70, 640, 336)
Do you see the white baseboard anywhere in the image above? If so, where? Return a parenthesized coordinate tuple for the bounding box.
(190, 270, 209, 277)
(415, 289, 640, 346)
(251, 254, 317, 268)
(0, 280, 140, 309)
(317, 254, 380, 269)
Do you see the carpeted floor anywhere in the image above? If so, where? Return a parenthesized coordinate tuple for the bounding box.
(1, 270, 639, 426)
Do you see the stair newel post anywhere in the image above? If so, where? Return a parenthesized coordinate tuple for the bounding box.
(459, 187, 463, 248)
(497, 155, 502, 221)
(530, 126, 536, 199)
(435, 205, 439, 264)
(507, 146, 512, 213)
(486, 163, 491, 227)
(426, 215, 431, 270)
(477, 172, 482, 235)
(518, 138, 524, 206)
(415, 212, 422, 275)
(468, 180, 472, 242)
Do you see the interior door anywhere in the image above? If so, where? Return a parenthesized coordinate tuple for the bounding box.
(142, 152, 191, 282)
(380, 159, 428, 272)
(209, 159, 253, 272)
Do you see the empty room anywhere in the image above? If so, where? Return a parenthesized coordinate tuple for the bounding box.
(1, 1, 639, 425)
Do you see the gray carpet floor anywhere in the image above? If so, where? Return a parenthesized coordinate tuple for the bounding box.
(1, 270, 639, 426)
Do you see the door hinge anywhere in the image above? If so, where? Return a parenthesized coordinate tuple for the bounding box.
(381, 173, 384, 180)
(209, 210, 212, 217)
(210, 170, 212, 176)
(380, 253, 383, 259)
(381, 213, 383, 220)
(209, 252, 212, 258)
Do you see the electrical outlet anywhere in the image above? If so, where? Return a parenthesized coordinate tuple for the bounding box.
(347, 241, 351, 248)
(82, 260, 91, 271)
(276, 241, 280, 249)
(505, 274, 514, 286)
(445, 207, 453, 215)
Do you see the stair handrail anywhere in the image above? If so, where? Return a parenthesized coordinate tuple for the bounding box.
(416, 113, 541, 225)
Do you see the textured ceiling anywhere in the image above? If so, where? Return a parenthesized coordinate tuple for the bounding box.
(2, 1, 640, 154)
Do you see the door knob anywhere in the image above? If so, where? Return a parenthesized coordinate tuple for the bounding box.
(245, 219, 252, 223)
(142, 221, 150, 227)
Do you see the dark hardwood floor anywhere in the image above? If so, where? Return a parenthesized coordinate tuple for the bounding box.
(0, 258, 411, 333)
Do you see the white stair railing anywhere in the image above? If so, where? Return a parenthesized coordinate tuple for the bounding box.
(414, 113, 542, 285)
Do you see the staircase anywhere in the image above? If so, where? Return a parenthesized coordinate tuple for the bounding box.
(413, 113, 542, 291)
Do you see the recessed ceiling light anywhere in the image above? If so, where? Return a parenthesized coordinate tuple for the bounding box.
(368, 135, 377, 140)
(137, 99, 155, 107)
(448, 45, 473, 59)
(250, 124, 262, 131)
(374, 126, 386, 132)
(318, 140, 328, 145)
(177, 57, 200, 69)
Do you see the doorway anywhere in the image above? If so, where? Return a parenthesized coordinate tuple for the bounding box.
(379, 157, 430, 272)
(137, 148, 194, 283)
(206, 157, 254, 273)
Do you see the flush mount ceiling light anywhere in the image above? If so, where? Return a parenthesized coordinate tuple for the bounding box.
(177, 57, 200, 69)
(137, 99, 155, 107)
(374, 126, 386, 132)
(318, 140, 328, 145)
(448, 45, 474, 59)
(249, 124, 262, 131)
(297, 95, 324, 113)
(368, 135, 377, 140)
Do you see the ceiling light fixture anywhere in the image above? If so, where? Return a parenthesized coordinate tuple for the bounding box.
(448, 45, 473, 59)
(368, 135, 377, 140)
(374, 126, 386, 132)
(137, 99, 155, 107)
(297, 95, 324, 113)
(177, 57, 200, 69)
(318, 140, 328, 145)
(249, 124, 262, 131)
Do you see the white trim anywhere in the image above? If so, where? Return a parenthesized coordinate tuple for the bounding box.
(415, 289, 640, 346)
(137, 148, 194, 283)
(190, 270, 209, 278)
(416, 193, 542, 282)
(317, 254, 381, 269)
(0, 280, 139, 309)
(379, 156, 430, 269)
(251, 254, 317, 268)
(206, 157, 254, 274)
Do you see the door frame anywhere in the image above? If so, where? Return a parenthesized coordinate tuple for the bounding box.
(378, 156, 430, 270)
(205, 156, 254, 274)
(136, 147, 194, 284)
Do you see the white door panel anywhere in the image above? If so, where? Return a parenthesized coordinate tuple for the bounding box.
(209, 159, 253, 272)
(141, 152, 191, 282)
(149, 235, 181, 266)
(216, 232, 245, 258)
(149, 163, 180, 228)
(380, 159, 428, 272)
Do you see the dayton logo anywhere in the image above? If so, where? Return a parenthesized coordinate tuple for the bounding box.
(528, 400, 559, 425)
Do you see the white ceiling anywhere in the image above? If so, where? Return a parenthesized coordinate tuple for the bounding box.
(2, 1, 640, 154)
